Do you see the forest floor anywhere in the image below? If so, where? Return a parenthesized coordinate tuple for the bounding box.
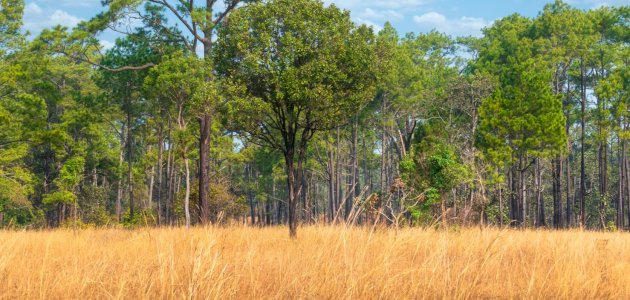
(1, 226, 629, 299)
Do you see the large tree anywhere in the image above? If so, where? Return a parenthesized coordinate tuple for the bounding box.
(476, 15, 567, 226)
(215, 0, 376, 237)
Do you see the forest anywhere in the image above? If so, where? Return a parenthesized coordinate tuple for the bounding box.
(0, 0, 629, 238)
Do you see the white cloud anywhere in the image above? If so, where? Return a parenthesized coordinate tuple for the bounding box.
(354, 17, 383, 32)
(40, 0, 101, 8)
(413, 11, 492, 37)
(49, 10, 82, 28)
(326, 0, 430, 9)
(100, 40, 115, 51)
(323, 0, 428, 33)
(23, 8, 83, 35)
(358, 8, 404, 21)
(24, 2, 43, 15)
(413, 11, 446, 24)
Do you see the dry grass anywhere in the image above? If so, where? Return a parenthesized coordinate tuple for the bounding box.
(1, 226, 629, 299)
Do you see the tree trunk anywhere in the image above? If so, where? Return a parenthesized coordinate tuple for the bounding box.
(509, 165, 516, 225)
(441, 192, 447, 228)
(184, 155, 191, 228)
(352, 117, 360, 209)
(247, 164, 256, 225)
(116, 134, 124, 222)
(127, 105, 134, 222)
(566, 78, 573, 227)
(535, 158, 546, 227)
(553, 157, 564, 228)
(624, 138, 630, 229)
(156, 125, 164, 225)
(285, 152, 298, 238)
(335, 127, 342, 220)
(579, 60, 587, 227)
(327, 143, 335, 223)
(198, 114, 211, 224)
(617, 136, 624, 229)
(498, 185, 503, 226)
(148, 165, 155, 211)
(519, 156, 526, 227)
(198, 4, 214, 224)
(598, 122, 608, 229)
(165, 121, 173, 224)
(380, 95, 387, 193)
(362, 131, 370, 195)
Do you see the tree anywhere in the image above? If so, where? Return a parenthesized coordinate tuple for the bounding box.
(145, 51, 205, 227)
(216, 0, 376, 237)
(476, 15, 567, 226)
(82, 0, 257, 224)
(401, 122, 471, 227)
(97, 30, 160, 221)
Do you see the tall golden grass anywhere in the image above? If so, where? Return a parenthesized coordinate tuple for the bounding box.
(1, 226, 629, 299)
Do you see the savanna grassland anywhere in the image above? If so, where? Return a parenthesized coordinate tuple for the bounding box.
(1, 226, 629, 299)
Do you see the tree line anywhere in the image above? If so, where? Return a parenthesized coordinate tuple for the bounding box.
(0, 0, 628, 236)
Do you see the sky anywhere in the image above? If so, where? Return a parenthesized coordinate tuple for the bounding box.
(21, 0, 629, 49)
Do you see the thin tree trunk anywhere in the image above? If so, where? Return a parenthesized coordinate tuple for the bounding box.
(184, 155, 191, 228)
(362, 130, 370, 194)
(335, 127, 342, 220)
(351, 117, 360, 213)
(156, 125, 164, 225)
(617, 136, 624, 229)
(553, 157, 564, 228)
(579, 60, 586, 227)
(498, 185, 503, 226)
(127, 105, 134, 222)
(198, 1, 216, 225)
(535, 158, 546, 227)
(116, 136, 124, 222)
(566, 78, 573, 227)
(199, 114, 210, 224)
(247, 164, 256, 225)
(624, 138, 630, 229)
(148, 165, 155, 212)
(381, 95, 387, 193)
(165, 121, 173, 223)
(327, 143, 335, 223)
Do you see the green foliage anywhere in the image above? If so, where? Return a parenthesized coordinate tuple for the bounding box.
(475, 14, 567, 170)
(401, 122, 471, 221)
(0, 0, 24, 54)
(216, 0, 377, 152)
(0, 0, 628, 230)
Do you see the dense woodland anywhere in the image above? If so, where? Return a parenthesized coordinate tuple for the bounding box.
(0, 0, 628, 236)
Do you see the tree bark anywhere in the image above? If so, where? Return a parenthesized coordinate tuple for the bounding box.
(198, 114, 211, 224)
(380, 94, 388, 193)
(553, 157, 564, 228)
(624, 138, 630, 229)
(116, 128, 125, 222)
(127, 102, 134, 222)
(184, 156, 191, 228)
(156, 125, 164, 225)
(285, 150, 300, 238)
(579, 60, 586, 227)
(327, 142, 335, 223)
(247, 164, 256, 225)
(618, 139, 624, 228)
(535, 158, 546, 227)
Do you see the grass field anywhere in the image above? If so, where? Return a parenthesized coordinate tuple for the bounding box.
(1, 226, 629, 299)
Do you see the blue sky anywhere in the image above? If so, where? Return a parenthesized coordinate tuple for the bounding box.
(22, 0, 628, 49)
